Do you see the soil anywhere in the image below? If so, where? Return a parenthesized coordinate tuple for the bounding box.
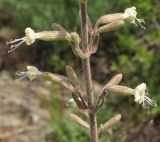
(0, 71, 52, 142)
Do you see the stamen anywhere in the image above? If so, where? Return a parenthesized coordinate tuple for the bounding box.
(144, 96, 157, 106)
(16, 71, 27, 76)
(16, 71, 28, 81)
(6, 37, 26, 44)
(8, 40, 25, 53)
(135, 18, 145, 29)
(17, 74, 28, 81)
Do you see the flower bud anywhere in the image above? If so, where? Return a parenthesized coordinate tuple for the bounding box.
(70, 32, 81, 46)
(69, 32, 90, 58)
(99, 114, 121, 134)
(107, 74, 123, 86)
(107, 85, 134, 96)
(97, 20, 125, 34)
(66, 65, 80, 86)
(97, 13, 124, 25)
(100, 74, 123, 96)
(68, 113, 89, 129)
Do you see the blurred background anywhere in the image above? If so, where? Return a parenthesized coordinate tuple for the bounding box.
(0, 0, 160, 142)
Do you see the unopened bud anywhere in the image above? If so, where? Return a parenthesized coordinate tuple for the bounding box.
(69, 32, 90, 59)
(98, 13, 124, 25)
(100, 74, 123, 96)
(68, 113, 89, 129)
(107, 85, 134, 96)
(70, 32, 81, 46)
(97, 20, 124, 34)
(107, 74, 123, 86)
(66, 65, 80, 86)
(99, 114, 121, 134)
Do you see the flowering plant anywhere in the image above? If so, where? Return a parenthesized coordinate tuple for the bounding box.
(7, 1, 156, 142)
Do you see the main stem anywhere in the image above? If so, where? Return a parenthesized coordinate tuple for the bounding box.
(80, 2, 98, 142)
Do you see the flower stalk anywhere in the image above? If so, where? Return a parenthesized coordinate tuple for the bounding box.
(80, 1, 98, 142)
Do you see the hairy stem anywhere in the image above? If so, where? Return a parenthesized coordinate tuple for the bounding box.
(80, 2, 98, 142)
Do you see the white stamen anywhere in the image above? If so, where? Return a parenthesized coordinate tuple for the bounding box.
(16, 71, 28, 80)
(6, 37, 26, 44)
(8, 39, 26, 53)
(135, 18, 145, 29)
(144, 96, 157, 106)
(17, 74, 28, 81)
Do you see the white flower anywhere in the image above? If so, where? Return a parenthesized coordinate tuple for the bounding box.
(25, 27, 36, 45)
(123, 7, 145, 29)
(6, 27, 37, 53)
(7, 27, 70, 53)
(16, 66, 42, 81)
(134, 83, 157, 107)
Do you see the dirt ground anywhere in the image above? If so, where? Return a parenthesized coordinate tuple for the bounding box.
(0, 71, 52, 142)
